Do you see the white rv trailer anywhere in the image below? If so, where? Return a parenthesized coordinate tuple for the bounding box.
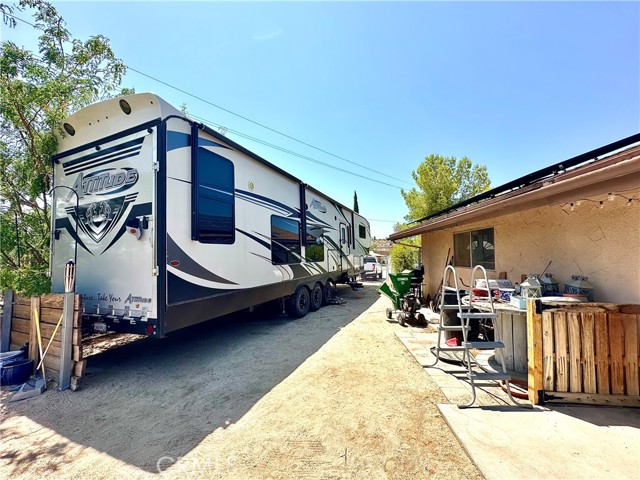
(50, 93, 371, 337)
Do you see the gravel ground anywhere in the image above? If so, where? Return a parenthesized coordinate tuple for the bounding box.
(0, 281, 482, 479)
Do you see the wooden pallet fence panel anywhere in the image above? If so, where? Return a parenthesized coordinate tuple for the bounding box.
(10, 293, 83, 380)
(594, 312, 610, 394)
(29, 296, 40, 364)
(11, 318, 30, 336)
(581, 312, 597, 394)
(542, 310, 555, 391)
(39, 294, 63, 309)
(42, 353, 61, 372)
(14, 295, 30, 306)
(553, 311, 569, 392)
(608, 313, 625, 395)
(9, 331, 30, 351)
(11, 303, 30, 321)
(39, 307, 67, 326)
(72, 328, 82, 346)
(622, 313, 639, 396)
(567, 312, 583, 393)
(73, 359, 86, 377)
(527, 299, 543, 404)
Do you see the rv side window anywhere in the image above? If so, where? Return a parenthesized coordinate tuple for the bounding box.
(194, 147, 235, 244)
(305, 225, 324, 262)
(271, 216, 301, 264)
(359, 224, 367, 239)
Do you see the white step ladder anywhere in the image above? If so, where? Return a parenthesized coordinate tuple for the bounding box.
(426, 264, 517, 408)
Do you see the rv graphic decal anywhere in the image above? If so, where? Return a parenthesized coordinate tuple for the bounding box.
(310, 199, 327, 213)
(62, 136, 144, 175)
(66, 193, 138, 245)
(125, 294, 152, 304)
(70, 167, 139, 199)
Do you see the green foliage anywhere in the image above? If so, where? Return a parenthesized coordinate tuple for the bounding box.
(389, 223, 420, 272)
(401, 154, 491, 222)
(0, 0, 126, 295)
(353, 190, 359, 213)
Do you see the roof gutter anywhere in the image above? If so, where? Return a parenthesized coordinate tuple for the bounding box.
(409, 132, 640, 225)
(390, 143, 640, 241)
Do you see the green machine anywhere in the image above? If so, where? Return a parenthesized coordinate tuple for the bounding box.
(378, 272, 425, 326)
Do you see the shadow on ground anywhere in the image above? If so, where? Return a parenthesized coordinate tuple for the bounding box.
(1, 285, 379, 474)
(546, 404, 640, 428)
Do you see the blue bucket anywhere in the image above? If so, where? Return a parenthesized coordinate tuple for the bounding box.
(0, 349, 27, 367)
(1, 358, 34, 386)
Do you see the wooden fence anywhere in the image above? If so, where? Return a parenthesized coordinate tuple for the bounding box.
(3, 292, 85, 388)
(528, 301, 640, 406)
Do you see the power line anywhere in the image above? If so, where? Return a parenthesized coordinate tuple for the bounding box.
(187, 113, 405, 190)
(127, 66, 415, 188)
(5, 11, 416, 191)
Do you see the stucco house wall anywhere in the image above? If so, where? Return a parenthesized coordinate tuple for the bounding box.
(421, 190, 640, 304)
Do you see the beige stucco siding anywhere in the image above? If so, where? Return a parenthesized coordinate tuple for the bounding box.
(421, 190, 640, 303)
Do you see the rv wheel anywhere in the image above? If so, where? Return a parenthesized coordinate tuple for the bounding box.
(322, 280, 334, 306)
(288, 286, 310, 318)
(310, 283, 323, 311)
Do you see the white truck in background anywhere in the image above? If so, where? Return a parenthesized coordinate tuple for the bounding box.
(362, 256, 382, 279)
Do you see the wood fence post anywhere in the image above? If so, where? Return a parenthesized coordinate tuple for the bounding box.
(527, 298, 543, 404)
(29, 296, 41, 371)
(1, 289, 13, 352)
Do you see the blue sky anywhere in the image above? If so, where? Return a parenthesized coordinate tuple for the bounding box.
(4, 1, 639, 238)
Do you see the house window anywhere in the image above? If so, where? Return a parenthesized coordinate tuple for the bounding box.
(305, 225, 324, 262)
(193, 147, 234, 244)
(454, 228, 495, 270)
(359, 224, 367, 239)
(271, 215, 301, 264)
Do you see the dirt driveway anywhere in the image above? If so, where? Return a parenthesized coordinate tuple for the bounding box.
(1, 281, 481, 479)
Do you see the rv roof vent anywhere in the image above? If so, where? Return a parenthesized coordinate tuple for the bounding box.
(119, 99, 132, 115)
(63, 123, 75, 136)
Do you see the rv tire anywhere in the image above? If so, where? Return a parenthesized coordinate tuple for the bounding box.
(288, 286, 311, 318)
(322, 279, 334, 306)
(310, 283, 323, 311)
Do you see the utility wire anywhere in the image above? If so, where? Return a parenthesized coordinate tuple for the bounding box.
(187, 113, 405, 190)
(5, 11, 416, 191)
(127, 66, 415, 188)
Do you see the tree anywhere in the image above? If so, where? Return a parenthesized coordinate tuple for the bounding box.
(0, 0, 127, 295)
(391, 154, 490, 272)
(389, 223, 420, 273)
(353, 190, 359, 213)
(400, 154, 490, 222)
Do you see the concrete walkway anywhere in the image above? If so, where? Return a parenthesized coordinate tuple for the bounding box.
(395, 326, 640, 480)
